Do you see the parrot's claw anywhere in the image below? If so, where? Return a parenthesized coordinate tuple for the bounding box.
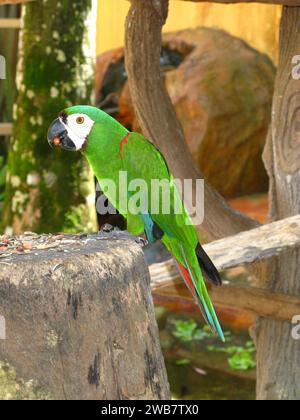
(99, 223, 119, 233)
(97, 227, 148, 248)
(134, 236, 148, 247)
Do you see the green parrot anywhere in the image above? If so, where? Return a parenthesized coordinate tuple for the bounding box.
(47, 105, 224, 341)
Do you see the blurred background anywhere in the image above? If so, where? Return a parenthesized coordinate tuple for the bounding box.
(0, 0, 281, 400)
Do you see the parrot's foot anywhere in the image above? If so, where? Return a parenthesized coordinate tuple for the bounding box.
(134, 236, 148, 247)
(97, 226, 148, 248)
(99, 224, 120, 234)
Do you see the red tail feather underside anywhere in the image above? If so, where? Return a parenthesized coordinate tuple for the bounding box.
(177, 260, 197, 299)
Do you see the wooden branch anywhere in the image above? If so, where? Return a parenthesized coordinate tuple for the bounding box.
(150, 215, 300, 322)
(0, 123, 13, 136)
(153, 281, 300, 323)
(151, 214, 300, 280)
(0, 232, 170, 400)
(125, 0, 259, 243)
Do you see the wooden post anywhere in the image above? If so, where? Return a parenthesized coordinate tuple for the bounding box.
(257, 7, 300, 400)
(0, 233, 170, 400)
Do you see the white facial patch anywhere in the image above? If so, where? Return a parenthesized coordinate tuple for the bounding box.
(60, 113, 95, 151)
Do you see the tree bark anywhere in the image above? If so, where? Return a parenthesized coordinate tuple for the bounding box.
(0, 232, 170, 400)
(0, 4, 20, 236)
(125, 0, 259, 243)
(256, 7, 300, 400)
(0, 4, 19, 124)
(1, 0, 97, 235)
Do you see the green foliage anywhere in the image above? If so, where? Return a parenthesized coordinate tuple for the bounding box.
(176, 359, 191, 366)
(207, 341, 256, 372)
(0, 362, 51, 400)
(63, 204, 90, 233)
(172, 319, 212, 342)
(227, 342, 256, 371)
(171, 317, 256, 372)
(2, 0, 95, 234)
(172, 319, 198, 342)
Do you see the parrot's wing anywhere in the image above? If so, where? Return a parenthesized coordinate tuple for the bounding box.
(120, 132, 198, 247)
(120, 132, 170, 179)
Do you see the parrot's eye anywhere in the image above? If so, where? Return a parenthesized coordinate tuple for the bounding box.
(76, 116, 85, 125)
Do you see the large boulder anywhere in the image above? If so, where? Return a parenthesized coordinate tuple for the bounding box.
(96, 27, 275, 199)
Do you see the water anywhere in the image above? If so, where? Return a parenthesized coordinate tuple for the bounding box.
(157, 308, 256, 401)
(167, 362, 255, 400)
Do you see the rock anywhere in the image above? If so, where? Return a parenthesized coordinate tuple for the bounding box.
(96, 27, 275, 198)
(164, 28, 275, 198)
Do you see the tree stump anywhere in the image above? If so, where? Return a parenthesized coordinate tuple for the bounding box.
(0, 232, 170, 400)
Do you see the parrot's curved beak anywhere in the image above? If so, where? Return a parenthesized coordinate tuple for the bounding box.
(47, 118, 76, 151)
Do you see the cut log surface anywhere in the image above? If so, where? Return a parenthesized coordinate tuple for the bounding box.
(150, 215, 300, 322)
(0, 232, 170, 400)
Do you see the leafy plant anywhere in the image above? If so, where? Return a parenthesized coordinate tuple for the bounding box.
(172, 319, 233, 343)
(207, 341, 256, 371)
(172, 319, 217, 343)
(172, 320, 198, 342)
(176, 358, 191, 366)
(227, 341, 256, 371)
(63, 204, 91, 234)
(193, 325, 214, 340)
